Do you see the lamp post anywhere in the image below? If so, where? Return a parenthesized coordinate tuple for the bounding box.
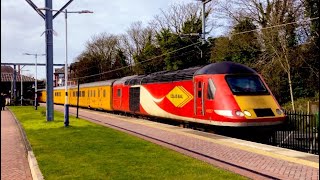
(38, 7, 93, 126)
(197, 0, 212, 44)
(23, 53, 46, 110)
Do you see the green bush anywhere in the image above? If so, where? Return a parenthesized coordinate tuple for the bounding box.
(282, 97, 319, 112)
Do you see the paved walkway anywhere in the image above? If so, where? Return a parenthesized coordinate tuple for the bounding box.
(1, 108, 32, 180)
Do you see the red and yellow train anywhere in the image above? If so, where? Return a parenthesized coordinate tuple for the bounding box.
(39, 61, 286, 127)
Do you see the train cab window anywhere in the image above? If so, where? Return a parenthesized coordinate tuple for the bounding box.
(103, 90, 106, 97)
(207, 79, 216, 100)
(226, 75, 269, 95)
(117, 89, 121, 97)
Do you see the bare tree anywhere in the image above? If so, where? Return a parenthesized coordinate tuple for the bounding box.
(120, 21, 155, 66)
(150, 2, 213, 34)
(217, 0, 307, 110)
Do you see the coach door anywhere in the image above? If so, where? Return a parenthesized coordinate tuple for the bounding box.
(129, 87, 140, 113)
(194, 77, 205, 117)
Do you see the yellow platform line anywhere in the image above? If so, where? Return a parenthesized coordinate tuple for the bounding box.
(80, 109, 319, 169)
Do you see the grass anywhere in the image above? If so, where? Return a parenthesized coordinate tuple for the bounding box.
(9, 106, 247, 180)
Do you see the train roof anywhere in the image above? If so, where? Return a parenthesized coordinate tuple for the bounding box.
(121, 62, 256, 85)
(125, 66, 202, 85)
(38, 62, 257, 90)
(113, 75, 139, 85)
(76, 79, 116, 88)
(195, 61, 257, 75)
(40, 79, 117, 91)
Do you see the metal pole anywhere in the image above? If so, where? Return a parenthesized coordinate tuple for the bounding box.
(76, 79, 79, 118)
(64, 9, 69, 127)
(35, 54, 38, 110)
(202, 1, 205, 45)
(13, 65, 16, 102)
(21, 72, 23, 106)
(45, 0, 54, 121)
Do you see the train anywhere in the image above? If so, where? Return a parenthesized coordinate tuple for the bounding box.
(38, 61, 286, 127)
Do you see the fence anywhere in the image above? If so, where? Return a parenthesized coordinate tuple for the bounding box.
(267, 110, 319, 155)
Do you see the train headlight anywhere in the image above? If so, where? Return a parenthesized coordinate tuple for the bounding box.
(235, 111, 244, 117)
(276, 109, 283, 115)
(243, 110, 251, 117)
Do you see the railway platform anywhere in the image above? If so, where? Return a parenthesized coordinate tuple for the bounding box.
(52, 105, 319, 180)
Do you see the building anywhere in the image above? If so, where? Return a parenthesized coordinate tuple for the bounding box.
(54, 66, 76, 87)
(1, 65, 40, 103)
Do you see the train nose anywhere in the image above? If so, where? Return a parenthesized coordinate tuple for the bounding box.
(234, 95, 285, 119)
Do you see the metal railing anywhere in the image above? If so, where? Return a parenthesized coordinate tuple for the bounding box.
(269, 110, 319, 155)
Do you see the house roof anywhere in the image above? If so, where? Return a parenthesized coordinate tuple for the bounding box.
(54, 67, 65, 74)
(1, 66, 14, 73)
(1, 73, 35, 82)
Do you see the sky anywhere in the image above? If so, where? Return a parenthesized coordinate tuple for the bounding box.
(1, 0, 226, 80)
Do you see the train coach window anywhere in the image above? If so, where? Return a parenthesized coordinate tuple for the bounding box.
(207, 79, 216, 100)
(198, 90, 202, 98)
(98, 90, 100, 97)
(103, 90, 106, 97)
(94, 90, 96, 97)
(198, 82, 202, 88)
(117, 89, 121, 97)
(82, 91, 85, 97)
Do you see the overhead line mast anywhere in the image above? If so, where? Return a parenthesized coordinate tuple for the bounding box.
(25, 0, 74, 121)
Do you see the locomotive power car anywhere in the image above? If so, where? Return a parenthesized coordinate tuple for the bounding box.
(38, 61, 286, 127)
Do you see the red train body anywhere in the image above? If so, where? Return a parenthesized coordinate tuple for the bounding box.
(41, 61, 286, 127)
